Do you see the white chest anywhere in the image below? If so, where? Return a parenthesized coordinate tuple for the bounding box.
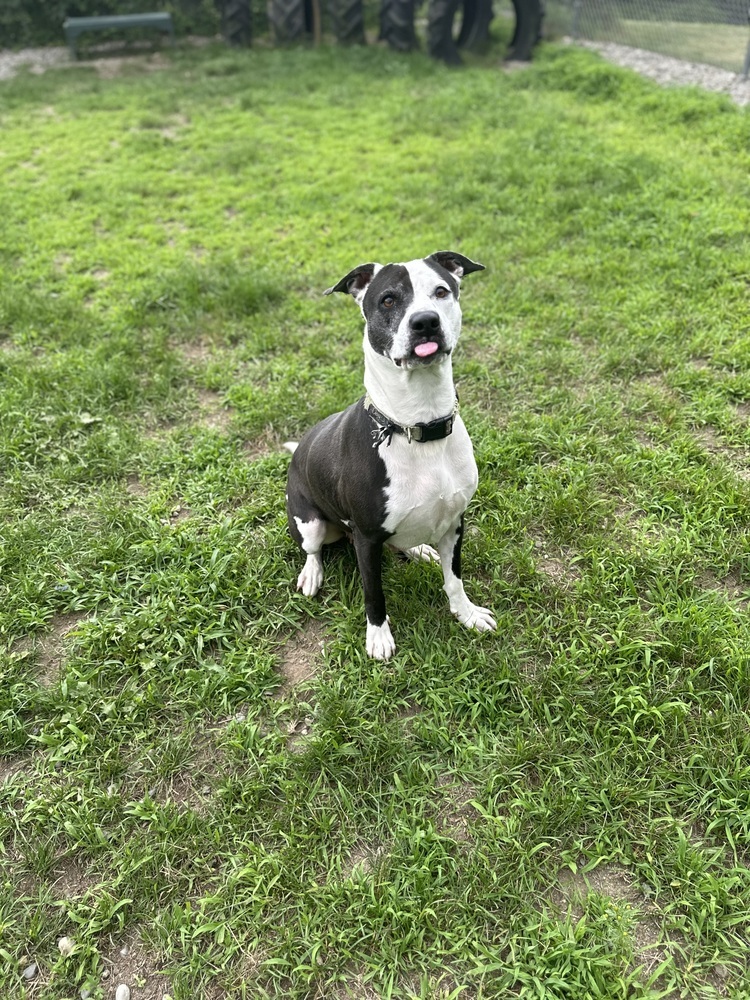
(380, 417, 478, 549)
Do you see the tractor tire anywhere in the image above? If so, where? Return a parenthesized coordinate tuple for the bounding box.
(379, 0, 417, 52)
(427, 0, 492, 63)
(222, 0, 252, 45)
(331, 0, 365, 44)
(427, 0, 462, 63)
(268, 0, 310, 42)
(455, 0, 492, 50)
(508, 0, 543, 61)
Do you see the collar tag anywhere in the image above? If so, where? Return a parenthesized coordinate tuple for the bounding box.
(365, 393, 458, 446)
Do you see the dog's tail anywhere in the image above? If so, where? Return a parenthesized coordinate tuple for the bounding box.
(283, 442, 299, 455)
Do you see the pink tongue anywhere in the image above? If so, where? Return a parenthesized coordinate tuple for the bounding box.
(414, 341, 439, 358)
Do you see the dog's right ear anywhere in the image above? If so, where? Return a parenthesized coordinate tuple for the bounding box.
(324, 263, 380, 305)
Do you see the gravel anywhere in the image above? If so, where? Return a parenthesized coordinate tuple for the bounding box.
(571, 38, 750, 107)
(0, 46, 70, 81)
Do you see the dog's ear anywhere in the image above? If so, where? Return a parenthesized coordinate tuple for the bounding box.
(324, 263, 380, 304)
(426, 251, 485, 279)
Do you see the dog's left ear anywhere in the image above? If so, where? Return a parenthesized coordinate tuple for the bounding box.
(426, 251, 485, 279)
(324, 263, 380, 304)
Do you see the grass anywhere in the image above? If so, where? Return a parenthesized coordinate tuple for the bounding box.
(2, 29, 750, 1000)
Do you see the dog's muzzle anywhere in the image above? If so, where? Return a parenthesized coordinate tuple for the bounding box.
(395, 310, 448, 367)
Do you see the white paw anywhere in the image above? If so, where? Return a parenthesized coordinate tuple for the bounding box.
(366, 619, 396, 661)
(456, 604, 496, 632)
(404, 544, 441, 564)
(297, 555, 323, 597)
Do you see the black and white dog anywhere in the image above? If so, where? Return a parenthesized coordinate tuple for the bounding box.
(285, 251, 496, 660)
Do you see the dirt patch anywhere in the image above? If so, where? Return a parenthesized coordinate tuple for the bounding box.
(21, 612, 89, 688)
(693, 426, 750, 481)
(90, 51, 172, 81)
(552, 864, 673, 987)
(124, 728, 224, 816)
(100, 928, 172, 1000)
(276, 619, 327, 696)
(196, 388, 233, 432)
(152, 768, 213, 814)
(243, 430, 282, 462)
(531, 536, 581, 588)
(396, 699, 422, 728)
(326, 976, 383, 1000)
(283, 715, 315, 754)
(50, 854, 98, 900)
(162, 503, 192, 526)
(175, 338, 216, 364)
(125, 475, 149, 498)
(0, 755, 25, 785)
(341, 841, 389, 879)
(634, 429, 658, 449)
(696, 568, 749, 608)
(435, 776, 479, 843)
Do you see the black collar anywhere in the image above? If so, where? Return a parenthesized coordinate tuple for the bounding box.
(364, 393, 459, 448)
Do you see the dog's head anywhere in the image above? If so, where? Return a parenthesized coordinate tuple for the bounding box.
(325, 251, 485, 369)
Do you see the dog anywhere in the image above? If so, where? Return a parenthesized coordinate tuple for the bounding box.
(285, 250, 496, 660)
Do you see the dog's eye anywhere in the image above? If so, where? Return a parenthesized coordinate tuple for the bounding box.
(435, 286, 450, 299)
(381, 295, 395, 309)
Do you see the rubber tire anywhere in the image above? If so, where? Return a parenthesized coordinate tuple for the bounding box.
(456, 0, 492, 50)
(331, 0, 365, 44)
(508, 0, 543, 61)
(221, 0, 252, 45)
(427, 0, 462, 64)
(268, 0, 310, 42)
(379, 0, 417, 52)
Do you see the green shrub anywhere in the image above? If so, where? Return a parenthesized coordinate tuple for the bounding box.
(0, 0, 221, 48)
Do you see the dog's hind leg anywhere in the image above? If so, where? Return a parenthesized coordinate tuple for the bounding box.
(290, 515, 343, 597)
(396, 544, 441, 564)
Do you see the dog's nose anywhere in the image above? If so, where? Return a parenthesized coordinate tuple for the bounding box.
(408, 311, 441, 335)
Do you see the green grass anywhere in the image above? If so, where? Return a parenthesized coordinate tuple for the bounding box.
(2, 34, 750, 1000)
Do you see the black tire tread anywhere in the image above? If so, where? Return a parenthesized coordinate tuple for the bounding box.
(379, 0, 417, 51)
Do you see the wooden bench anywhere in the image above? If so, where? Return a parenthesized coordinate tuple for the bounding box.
(63, 12, 175, 59)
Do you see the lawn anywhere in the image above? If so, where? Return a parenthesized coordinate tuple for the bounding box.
(2, 31, 750, 1000)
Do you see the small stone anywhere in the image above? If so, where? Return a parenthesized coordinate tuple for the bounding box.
(115, 985, 131, 1000)
(58, 936, 75, 957)
(22, 963, 38, 980)
(81, 990, 91, 999)
(102, 970, 110, 980)
(119, 944, 130, 957)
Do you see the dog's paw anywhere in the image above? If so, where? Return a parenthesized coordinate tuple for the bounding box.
(457, 604, 496, 633)
(366, 619, 396, 661)
(404, 544, 441, 564)
(297, 555, 323, 597)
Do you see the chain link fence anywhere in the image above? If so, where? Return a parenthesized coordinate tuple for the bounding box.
(544, 0, 750, 73)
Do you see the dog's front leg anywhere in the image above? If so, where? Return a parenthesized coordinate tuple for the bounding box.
(353, 532, 396, 661)
(437, 516, 496, 633)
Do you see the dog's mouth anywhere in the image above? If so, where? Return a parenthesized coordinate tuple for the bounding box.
(394, 340, 450, 368)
